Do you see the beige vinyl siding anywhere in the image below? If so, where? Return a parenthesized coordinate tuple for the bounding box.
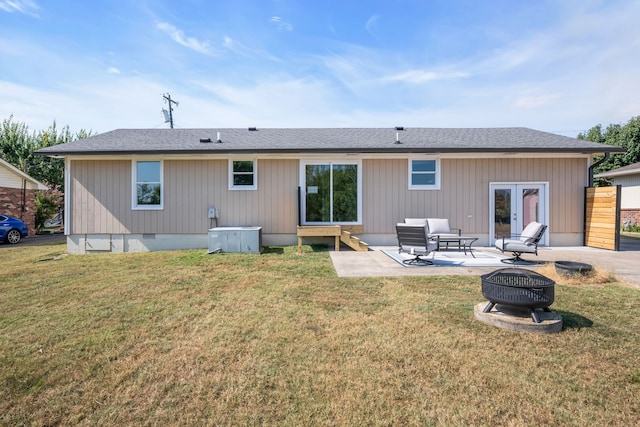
(0, 164, 41, 190)
(613, 174, 640, 187)
(70, 156, 587, 237)
(611, 175, 640, 209)
(363, 157, 587, 234)
(69, 159, 299, 235)
(71, 160, 130, 234)
(0, 165, 22, 188)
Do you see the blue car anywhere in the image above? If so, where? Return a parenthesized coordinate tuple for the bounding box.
(0, 214, 28, 244)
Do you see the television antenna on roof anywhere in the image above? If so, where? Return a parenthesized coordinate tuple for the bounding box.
(162, 93, 179, 129)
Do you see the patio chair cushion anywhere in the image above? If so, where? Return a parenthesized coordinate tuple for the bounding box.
(495, 239, 534, 253)
(520, 221, 545, 244)
(404, 218, 427, 226)
(426, 218, 450, 234)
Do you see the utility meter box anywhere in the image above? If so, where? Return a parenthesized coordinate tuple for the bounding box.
(208, 226, 262, 253)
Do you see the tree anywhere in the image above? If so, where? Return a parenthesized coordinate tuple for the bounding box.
(0, 116, 33, 171)
(0, 115, 93, 190)
(1, 116, 93, 232)
(578, 116, 640, 176)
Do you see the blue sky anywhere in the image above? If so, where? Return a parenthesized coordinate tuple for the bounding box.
(1, 0, 639, 136)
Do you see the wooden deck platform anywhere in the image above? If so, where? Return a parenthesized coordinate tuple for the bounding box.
(297, 225, 368, 252)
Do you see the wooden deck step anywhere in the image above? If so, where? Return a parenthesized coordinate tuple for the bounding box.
(340, 230, 369, 252)
(297, 225, 369, 252)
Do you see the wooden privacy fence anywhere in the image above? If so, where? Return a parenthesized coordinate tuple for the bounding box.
(584, 185, 621, 250)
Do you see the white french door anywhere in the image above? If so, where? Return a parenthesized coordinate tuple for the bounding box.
(490, 183, 548, 245)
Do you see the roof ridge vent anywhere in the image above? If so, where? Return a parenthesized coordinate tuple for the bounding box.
(248, 127, 257, 131)
(395, 126, 404, 131)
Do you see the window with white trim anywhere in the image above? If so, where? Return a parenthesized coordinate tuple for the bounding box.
(409, 159, 440, 190)
(229, 159, 257, 190)
(133, 160, 163, 209)
(301, 160, 362, 224)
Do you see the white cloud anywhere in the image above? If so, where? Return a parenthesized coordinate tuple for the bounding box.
(107, 67, 120, 74)
(382, 70, 470, 84)
(0, 0, 39, 16)
(222, 35, 281, 62)
(156, 21, 212, 54)
(222, 36, 252, 57)
(191, 77, 339, 125)
(269, 16, 293, 31)
(513, 93, 558, 109)
(1, 77, 170, 132)
(365, 14, 380, 38)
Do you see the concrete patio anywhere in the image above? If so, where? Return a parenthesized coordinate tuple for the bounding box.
(330, 236, 640, 288)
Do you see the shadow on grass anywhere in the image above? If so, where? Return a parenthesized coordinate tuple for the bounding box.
(556, 310, 594, 329)
(261, 245, 328, 254)
(309, 244, 331, 252)
(262, 246, 285, 254)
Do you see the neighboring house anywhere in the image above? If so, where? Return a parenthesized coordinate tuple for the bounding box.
(595, 161, 640, 227)
(0, 157, 48, 233)
(36, 127, 623, 254)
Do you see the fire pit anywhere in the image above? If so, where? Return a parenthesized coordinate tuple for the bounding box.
(555, 261, 592, 277)
(481, 268, 555, 323)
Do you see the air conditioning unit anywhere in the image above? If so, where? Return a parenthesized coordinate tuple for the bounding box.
(208, 226, 262, 253)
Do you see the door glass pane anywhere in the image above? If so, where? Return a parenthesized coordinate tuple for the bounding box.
(521, 188, 539, 225)
(494, 189, 511, 238)
(305, 164, 330, 222)
(332, 164, 358, 222)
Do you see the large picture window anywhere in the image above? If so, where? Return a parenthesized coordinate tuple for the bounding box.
(409, 159, 440, 190)
(229, 160, 257, 190)
(133, 160, 163, 209)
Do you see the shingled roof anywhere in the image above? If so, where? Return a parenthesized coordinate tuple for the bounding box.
(595, 161, 640, 178)
(36, 127, 623, 156)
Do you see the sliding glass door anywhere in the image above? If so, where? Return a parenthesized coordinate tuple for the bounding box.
(302, 161, 361, 224)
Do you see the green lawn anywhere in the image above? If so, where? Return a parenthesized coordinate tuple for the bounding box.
(1, 243, 639, 426)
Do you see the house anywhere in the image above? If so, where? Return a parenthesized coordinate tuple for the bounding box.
(36, 127, 623, 254)
(595, 161, 640, 227)
(0, 157, 48, 233)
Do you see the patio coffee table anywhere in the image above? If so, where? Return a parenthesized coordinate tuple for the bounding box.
(436, 236, 478, 258)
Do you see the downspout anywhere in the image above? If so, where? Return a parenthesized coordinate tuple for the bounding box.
(20, 159, 27, 221)
(21, 178, 27, 219)
(297, 186, 301, 226)
(588, 152, 610, 187)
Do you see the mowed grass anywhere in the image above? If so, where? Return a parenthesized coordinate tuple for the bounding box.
(1, 243, 639, 426)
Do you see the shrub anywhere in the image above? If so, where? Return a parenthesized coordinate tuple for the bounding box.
(35, 183, 63, 233)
